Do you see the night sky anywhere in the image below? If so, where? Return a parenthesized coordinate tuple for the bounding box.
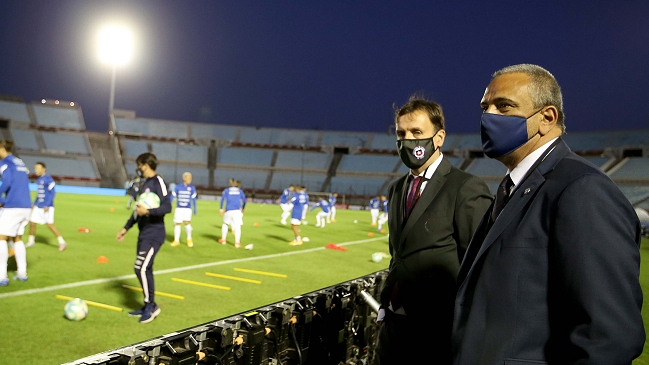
(1, 1, 648, 134)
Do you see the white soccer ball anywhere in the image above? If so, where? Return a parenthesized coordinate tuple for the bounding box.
(302, 237, 310, 242)
(302, 220, 308, 225)
(354, 220, 358, 223)
(371, 252, 383, 263)
(64, 298, 88, 321)
(137, 192, 161, 209)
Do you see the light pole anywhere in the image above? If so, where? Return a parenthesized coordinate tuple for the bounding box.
(98, 25, 133, 131)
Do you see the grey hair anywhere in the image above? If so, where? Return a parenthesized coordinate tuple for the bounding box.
(493, 64, 565, 132)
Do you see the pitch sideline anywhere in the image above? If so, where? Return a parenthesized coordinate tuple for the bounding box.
(0, 236, 387, 300)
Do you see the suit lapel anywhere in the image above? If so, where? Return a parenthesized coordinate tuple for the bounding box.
(457, 140, 571, 293)
(398, 158, 451, 251)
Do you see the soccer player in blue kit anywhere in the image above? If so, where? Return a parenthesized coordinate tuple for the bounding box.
(170, 172, 197, 248)
(327, 192, 338, 223)
(278, 184, 294, 225)
(289, 185, 309, 246)
(26, 162, 67, 251)
(309, 197, 331, 228)
(0, 140, 32, 286)
(116, 153, 171, 323)
(377, 194, 388, 232)
(368, 195, 381, 226)
(219, 179, 246, 248)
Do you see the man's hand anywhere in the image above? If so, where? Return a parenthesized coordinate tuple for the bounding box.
(44, 206, 49, 212)
(135, 203, 149, 216)
(219, 209, 225, 216)
(116, 228, 127, 242)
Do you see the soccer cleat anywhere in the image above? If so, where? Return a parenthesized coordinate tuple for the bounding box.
(371, 222, 377, 226)
(234, 242, 241, 248)
(218, 239, 227, 244)
(280, 219, 287, 225)
(170, 240, 180, 247)
(58, 244, 66, 252)
(25, 241, 35, 248)
(288, 240, 303, 246)
(331, 219, 336, 222)
(187, 239, 193, 248)
(139, 303, 161, 323)
(0, 278, 9, 286)
(12, 275, 28, 282)
(128, 305, 146, 316)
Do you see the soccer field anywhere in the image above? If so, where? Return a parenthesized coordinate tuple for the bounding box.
(0, 193, 391, 364)
(1, 193, 648, 364)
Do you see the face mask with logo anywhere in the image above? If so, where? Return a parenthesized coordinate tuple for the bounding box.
(396, 132, 439, 170)
(480, 108, 543, 159)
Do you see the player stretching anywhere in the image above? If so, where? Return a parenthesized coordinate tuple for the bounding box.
(116, 153, 171, 323)
(26, 162, 67, 251)
(369, 195, 381, 226)
(327, 192, 338, 223)
(0, 140, 32, 286)
(219, 179, 246, 248)
(289, 186, 309, 246)
(377, 195, 388, 232)
(278, 184, 294, 225)
(170, 172, 197, 248)
(310, 197, 331, 228)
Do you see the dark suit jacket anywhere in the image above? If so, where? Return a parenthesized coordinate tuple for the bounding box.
(380, 157, 492, 334)
(452, 139, 645, 365)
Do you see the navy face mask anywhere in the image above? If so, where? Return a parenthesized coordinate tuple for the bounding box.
(396, 131, 439, 170)
(480, 108, 543, 159)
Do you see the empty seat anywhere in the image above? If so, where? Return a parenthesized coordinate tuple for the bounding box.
(32, 105, 84, 129)
(0, 100, 30, 123)
(275, 151, 331, 170)
(41, 132, 90, 154)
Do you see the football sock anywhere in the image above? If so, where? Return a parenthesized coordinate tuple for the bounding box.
(8, 240, 14, 251)
(185, 224, 192, 240)
(0, 240, 7, 279)
(295, 236, 301, 242)
(281, 211, 290, 221)
(14, 241, 27, 277)
(27, 235, 35, 245)
(57, 236, 66, 245)
(233, 224, 241, 243)
(174, 225, 181, 241)
(221, 224, 228, 240)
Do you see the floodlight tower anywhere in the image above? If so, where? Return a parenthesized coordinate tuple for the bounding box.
(98, 25, 133, 132)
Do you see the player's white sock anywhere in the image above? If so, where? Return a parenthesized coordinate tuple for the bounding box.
(14, 241, 27, 278)
(185, 224, 192, 240)
(28, 235, 35, 245)
(57, 236, 66, 245)
(321, 219, 326, 228)
(221, 224, 228, 240)
(233, 224, 241, 243)
(316, 216, 321, 227)
(281, 211, 290, 222)
(295, 236, 301, 242)
(0, 240, 7, 280)
(174, 225, 181, 241)
(8, 240, 14, 251)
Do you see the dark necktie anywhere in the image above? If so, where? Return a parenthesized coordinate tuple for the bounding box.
(405, 176, 422, 219)
(491, 175, 514, 223)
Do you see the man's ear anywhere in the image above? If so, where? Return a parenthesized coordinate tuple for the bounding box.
(539, 106, 558, 135)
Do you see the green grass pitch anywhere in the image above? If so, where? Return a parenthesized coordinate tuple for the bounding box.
(1, 193, 647, 364)
(0, 193, 391, 364)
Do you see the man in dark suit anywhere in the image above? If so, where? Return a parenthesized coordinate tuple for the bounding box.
(452, 64, 645, 364)
(374, 97, 492, 364)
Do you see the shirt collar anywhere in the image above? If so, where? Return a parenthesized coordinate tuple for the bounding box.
(409, 152, 444, 180)
(509, 138, 559, 187)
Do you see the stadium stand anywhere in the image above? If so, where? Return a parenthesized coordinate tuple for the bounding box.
(269, 171, 326, 192)
(0, 100, 31, 123)
(32, 104, 85, 130)
(19, 154, 99, 180)
(337, 154, 401, 174)
(274, 150, 331, 170)
(609, 157, 649, 180)
(218, 147, 274, 167)
(271, 129, 319, 147)
(329, 175, 392, 196)
(9, 128, 40, 150)
(561, 131, 613, 152)
(320, 131, 367, 147)
(41, 131, 91, 155)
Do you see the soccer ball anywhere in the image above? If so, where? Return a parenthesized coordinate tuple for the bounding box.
(64, 298, 88, 321)
(371, 252, 383, 263)
(137, 192, 160, 209)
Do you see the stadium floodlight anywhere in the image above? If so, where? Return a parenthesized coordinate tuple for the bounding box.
(98, 25, 133, 130)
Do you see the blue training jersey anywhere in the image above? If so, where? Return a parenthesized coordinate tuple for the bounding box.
(329, 194, 337, 206)
(291, 191, 309, 219)
(172, 183, 197, 212)
(34, 173, 56, 208)
(382, 199, 388, 213)
(369, 197, 380, 210)
(310, 199, 331, 214)
(0, 154, 31, 208)
(221, 187, 246, 211)
(279, 188, 292, 204)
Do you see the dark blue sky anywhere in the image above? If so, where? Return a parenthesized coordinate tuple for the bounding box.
(1, 1, 648, 134)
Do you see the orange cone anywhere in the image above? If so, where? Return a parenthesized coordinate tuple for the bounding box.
(96, 256, 109, 264)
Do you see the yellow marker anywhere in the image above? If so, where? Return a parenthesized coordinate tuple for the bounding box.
(233, 268, 287, 278)
(172, 278, 231, 290)
(55, 295, 123, 312)
(205, 272, 261, 284)
(121, 284, 185, 300)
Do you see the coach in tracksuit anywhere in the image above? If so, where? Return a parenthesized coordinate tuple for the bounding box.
(116, 153, 171, 323)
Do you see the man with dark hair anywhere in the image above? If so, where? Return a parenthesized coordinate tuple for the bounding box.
(219, 178, 246, 248)
(26, 162, 67, 251)
(0, 140, 32, 286)
(116, 153, 171, 323)
(452, 64, 644, 364)
(374, 97, 492, 364)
